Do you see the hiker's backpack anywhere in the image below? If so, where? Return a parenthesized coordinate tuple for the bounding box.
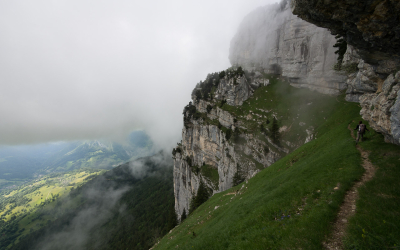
(359, 124, 366, 134)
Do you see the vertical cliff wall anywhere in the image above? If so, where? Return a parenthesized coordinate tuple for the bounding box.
(173, 66, 343, 219)
(173, 70, 285, 220)
(229, 1, 347, 95)
(291, 0, 400, 145)
(173, 0, 400, 221)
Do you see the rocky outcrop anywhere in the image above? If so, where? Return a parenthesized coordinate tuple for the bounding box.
(173, 72, 288, 220)
(214, 76, 252, 106)
(229, 1, 347, 95)
(345, 60, 381, 102)
(291, 0, 400, 64)
(359, 71, 400, 144)
(291, 0, 400, 144)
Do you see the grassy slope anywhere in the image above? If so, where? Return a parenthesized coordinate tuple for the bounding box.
(0, 169, 103, 248)
(344, 121, 400, 249)
(10, 154, 175, 250)
(155, 82, 400, 249)
(220, 76, 340, 148)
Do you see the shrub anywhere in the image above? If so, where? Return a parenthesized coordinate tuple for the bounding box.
(225, 129, 233, 141)
(342, 63, 358, 74)
(270, 117, 280, 145)
(232, 171, 245, 186)
(189, 181, 211, 214)
(206, 105, 212, 113)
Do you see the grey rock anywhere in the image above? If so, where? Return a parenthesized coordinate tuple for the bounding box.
(359, 71, 400, 145)
(215, 76, 252, 106)
(229, 3, 347, 95)
(345, 60, 380, 102)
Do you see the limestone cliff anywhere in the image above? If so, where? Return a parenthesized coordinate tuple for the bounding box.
(291, 0, 400, 145)
(173, 69, 294, 220)
(173, 0, 400, 220)
(172, 65, 337, 220)
(229, 1, 347, 95)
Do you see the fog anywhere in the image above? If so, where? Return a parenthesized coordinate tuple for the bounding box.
(0, 0, 278, 149)
(28, 152, 173, 250)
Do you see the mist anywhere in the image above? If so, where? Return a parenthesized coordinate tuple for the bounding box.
(0, 0, 279, 149)
(24, 152, 174, 250)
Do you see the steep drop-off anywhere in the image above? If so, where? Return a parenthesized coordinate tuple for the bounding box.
(173, 68, 343, 220)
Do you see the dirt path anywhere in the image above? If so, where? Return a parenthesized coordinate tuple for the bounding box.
(323, 124, 376, 250)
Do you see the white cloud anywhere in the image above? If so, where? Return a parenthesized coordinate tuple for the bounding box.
(0, 0, 278, 149)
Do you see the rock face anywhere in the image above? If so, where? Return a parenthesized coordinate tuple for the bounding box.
(229, 1, 347, 95)
(291, 0, 400, 64)
(173, 72, 287, 220)
(359, 71, 400, 144)
(291, 0, 400, 145)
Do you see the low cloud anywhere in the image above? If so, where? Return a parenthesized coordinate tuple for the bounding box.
(0, 0, 278, 149)
(31, 152, 173, 250)
(36, 186, 129, 250)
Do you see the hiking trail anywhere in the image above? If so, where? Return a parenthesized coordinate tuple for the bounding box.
(323, 124, 376, 250)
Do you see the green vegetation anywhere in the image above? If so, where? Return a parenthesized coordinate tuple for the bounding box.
(333, 34, 348, 71)
(0, 131, 153, 190)
(344, 122, 400, 249)
(217, 75, 341, 148)
(189, 181, 212, 215)
(191, 67, 245, 102)
(270, 117, 280, 145)
(200, 164, 219, 189)
(8, 153, 176, 250)
(0, 169, 104, 248)
(152, 93, 399, 249)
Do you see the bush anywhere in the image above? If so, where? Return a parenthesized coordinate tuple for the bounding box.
(270, 117, 280, 145)
(172, 147, 182, 156)
(189, 181, 211, 214)
(225, 129, 233, 141)
(232, 171, 245, 186)
(206, 105, 212, 113)
(342, 63, 358, 74)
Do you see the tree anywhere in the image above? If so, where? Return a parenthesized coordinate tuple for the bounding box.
(206, 105, 213, 113)
(189, 181, 211, 214)
(333, 34, 347, 70)
(166, 205, 178, 229)
(181, 209, 187, 222)
(271, 117, 280, 145)
(233, 171, 245, 186)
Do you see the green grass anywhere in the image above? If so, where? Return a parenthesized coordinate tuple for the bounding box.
(219, 76, 341, 147)
(344, 121, 400, 249)
(201, 165, 219, 189)
(0, 169, 104, 248)
(154, 96, 366, 249)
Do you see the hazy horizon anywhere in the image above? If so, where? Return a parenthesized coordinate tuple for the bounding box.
(0, 0, 279, 149)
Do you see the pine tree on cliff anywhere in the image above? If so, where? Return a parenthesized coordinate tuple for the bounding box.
(271, 117, 280, 145)
(333, 34, 347, 70)
(181, 209, 187, 222)
(167, 205, 178, 228)
(189, 180, 210, 214)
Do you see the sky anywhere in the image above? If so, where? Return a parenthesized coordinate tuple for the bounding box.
(0, 0, 279, 149)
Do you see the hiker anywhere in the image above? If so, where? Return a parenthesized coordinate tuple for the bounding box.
(354, 121, 369, 144)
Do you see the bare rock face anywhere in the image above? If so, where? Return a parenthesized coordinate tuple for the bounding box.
(360, 71, 400, 145)
(173, 72, 290, 220)
(229, 1, 347, 95)
(345, 60, 381, 102)
(290, 0, 400, 145)
(173, 103, 284, 219)
(291, 0, 400, 64)
(214, 76, 252, 106)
